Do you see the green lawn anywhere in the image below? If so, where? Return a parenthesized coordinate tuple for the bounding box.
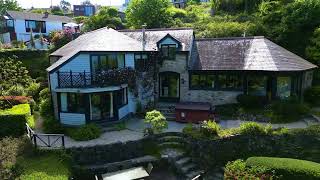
(18, 153, 70, 180)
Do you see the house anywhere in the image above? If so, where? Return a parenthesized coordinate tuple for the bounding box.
(73, 5, 95, 17)
(0, 10, 73, 43)
(46, 27, 317, 126)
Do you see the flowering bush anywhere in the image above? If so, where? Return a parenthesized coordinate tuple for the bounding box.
(50, 29, 73, 51)
(96, 67, 137, 89)
(200, 120, 220, 136)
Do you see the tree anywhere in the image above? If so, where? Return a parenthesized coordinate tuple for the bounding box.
(81, 0, 92, 5)
(84, 6, 124, 31)
(306, 27, 320, 66)
(126, 0, 172, 28)
(60, 0, 71, 15)
(0, 0, 21, 15)
(0, 58, 32, 91)
(29, 29, 35, 48)
(50, 29, 73, 51)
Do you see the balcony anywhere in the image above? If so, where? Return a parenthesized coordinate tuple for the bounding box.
(57, 68, 136, 88)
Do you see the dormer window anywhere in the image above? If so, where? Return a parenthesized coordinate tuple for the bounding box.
(161, 44, 176, 60)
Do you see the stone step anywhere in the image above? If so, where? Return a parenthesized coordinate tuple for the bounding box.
(158, 136, 185, 143)
(176, 157, 191, 167)
(185, 170, 205, 180)
(158, 142, 185, 149)
(181, 163, 197, 174)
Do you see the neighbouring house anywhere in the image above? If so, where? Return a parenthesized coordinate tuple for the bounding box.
(73, 5, 96, 17)
(47, 27, 317, 126)
(0, 10, 73, 44)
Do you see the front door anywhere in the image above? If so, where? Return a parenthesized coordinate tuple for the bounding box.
(159, 72, 180, 102)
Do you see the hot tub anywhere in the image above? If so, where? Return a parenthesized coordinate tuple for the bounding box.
(175, 102, 212, 123)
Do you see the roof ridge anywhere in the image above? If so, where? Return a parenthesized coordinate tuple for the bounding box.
(119, 27, 194, 32)
(195, 36, 264, 41)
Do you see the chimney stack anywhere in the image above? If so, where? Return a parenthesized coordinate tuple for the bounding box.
(142, 24, 147, 51)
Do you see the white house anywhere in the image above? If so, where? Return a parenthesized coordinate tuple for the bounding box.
(1, 10, 73, 43)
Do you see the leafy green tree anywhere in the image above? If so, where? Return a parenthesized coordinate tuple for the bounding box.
(0, 0, 21, 15)
(0, 58, 32, 92)
(73, 16, 88, 24)
(84, 6, 124, 31)
(306, 27, 320, 66)
(60, 0, 71, 14)
(126, 0, 172, 28)
(258, 0, 320, 57)
(51, 6, 64, 16)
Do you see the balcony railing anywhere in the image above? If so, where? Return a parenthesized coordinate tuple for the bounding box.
(57, 68, 136, 88)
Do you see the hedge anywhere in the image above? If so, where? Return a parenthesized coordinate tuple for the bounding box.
(0, 49, 48, 59)
(0, 104, 33, 137)
(246, 157, 320, 180)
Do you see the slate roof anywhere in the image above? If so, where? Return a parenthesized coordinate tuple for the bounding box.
(47, 27, 144, 72)
(6, 10, 73, 23)
(119, 28, 194, 51)
(191, 37, 317, 71)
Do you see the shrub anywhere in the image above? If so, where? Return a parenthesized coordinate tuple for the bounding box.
(26, 82, 41, 101)
(290, 125, 320, 136)
(144, 110, 168, 134)
(66, 124, 102, 141)
(200, 120, 220, 136)
(224, 159, 276, 180)
(183, 123, 203, 139)
(0, 96, 32, 109)
(4, 84, 26, 96)
(304, 86, 320, 106)
(0, 104, 33, 137)
(39, 88, 50, 102)
(39, 98, 53, 117)
(239, 122, 270, 136)
(42, 116, 64, 134)
(237, 94, 268, 109)
(0, 137, 31, 180)
(246, 157, 320, 180)
(269, 99, 309, 123)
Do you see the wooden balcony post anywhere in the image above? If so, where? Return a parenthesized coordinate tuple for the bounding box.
(83, 70, 86, 86)
(57, 71, 60, 88)
(70, 70, 73, 87)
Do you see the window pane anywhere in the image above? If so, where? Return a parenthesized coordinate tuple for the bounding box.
(207, 75, 215, 88)
(191, 74, 200, 88)
(161, 46, 169, 57)
(277, 77, 291, 99)
(168, 47, 176, 60)
(60, 93, 68, 112)
(91, 56, 99, 74)
(100, 55, 108, 70)
(248, 76, 267, 96)
(218, 75, 227, 88)
(199, 75, 207, 87)
(142, 54, 148, 59)
(107, 54, 118, 69)
(117, 54, 125, 68)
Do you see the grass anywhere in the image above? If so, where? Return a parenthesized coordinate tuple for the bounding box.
(18, 152, 70, 180)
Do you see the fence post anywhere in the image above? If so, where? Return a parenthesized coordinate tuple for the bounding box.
(48, 135, 50, 147)
(70, 70, 73, 87)
(33, 134, 37, 149)
(62, 135, 65, 148)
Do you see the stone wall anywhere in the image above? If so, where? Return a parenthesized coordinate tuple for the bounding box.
(185, 134, 320, 169)
(156, 53, 242, 105)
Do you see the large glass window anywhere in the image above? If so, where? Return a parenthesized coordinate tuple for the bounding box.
(190, 73, 242, 90)
(25, 20, 46, 33)
(248, 76, 267, 96)
(134, 53, 148, 72)
(91, 54, 124, 73)
(60, 93, 86, 113)
(277, 77, 291, 99)
(161, 44, 176, 60)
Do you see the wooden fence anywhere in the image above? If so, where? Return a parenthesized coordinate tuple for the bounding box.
(26, 123, 65, 149)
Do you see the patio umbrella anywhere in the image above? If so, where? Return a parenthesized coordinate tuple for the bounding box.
(63, 22, 79, 28)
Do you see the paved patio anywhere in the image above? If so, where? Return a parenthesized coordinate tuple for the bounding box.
(57, 117, 318, 148)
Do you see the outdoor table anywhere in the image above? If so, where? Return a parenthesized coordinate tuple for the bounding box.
(102, 166, 149, 180)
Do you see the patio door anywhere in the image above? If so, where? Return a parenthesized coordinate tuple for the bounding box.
(90, 92, 117, 122)
(159, 72, 180, 102)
